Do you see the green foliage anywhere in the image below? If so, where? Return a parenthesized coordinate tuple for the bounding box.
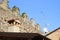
(7, 0, 9, 8)
(7, 1, 9, 5)
(12, 6, 20, 11)
(22, 12, 28, 18)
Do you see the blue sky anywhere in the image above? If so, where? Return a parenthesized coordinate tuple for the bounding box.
(9, 0, 60, 32)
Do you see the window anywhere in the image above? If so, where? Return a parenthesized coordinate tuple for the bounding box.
(7, 20, 14, 24)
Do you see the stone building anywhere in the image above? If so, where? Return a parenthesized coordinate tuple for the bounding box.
(0, 0, 60, 40)
(0, 0, 43, 34)
(0, 0, 9, 10)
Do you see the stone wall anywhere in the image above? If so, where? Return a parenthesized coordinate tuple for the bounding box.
(0, 0, 9, 10)
(0, 0, 43, 35)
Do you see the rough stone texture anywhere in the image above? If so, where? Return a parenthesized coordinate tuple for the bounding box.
(0, 0, 43, 35)
(0, 0, 9, 10)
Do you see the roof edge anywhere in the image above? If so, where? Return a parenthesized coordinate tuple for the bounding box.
(45, 27, 60, 36)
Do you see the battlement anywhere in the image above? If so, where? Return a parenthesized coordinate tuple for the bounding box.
(0, 0, 43, 35)
(0, 0, 9, 10)
(0, 0, 8, 4)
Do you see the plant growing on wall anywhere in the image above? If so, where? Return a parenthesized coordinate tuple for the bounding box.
(12, 6, 20, 11)
(22, 12, 28, 19)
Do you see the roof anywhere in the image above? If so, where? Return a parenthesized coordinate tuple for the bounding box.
(46, 27, 60, 36)
(0, 32, 43, 38)
(0, 32, 50, 40)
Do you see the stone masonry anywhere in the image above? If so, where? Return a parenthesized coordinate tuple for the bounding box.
(0, 0, 43, 35)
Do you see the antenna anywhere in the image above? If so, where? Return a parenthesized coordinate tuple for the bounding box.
(44, 27, 49, 34)
(40, 11, 50, 34)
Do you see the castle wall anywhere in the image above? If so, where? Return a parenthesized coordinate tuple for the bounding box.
(0, 0, 43, 35)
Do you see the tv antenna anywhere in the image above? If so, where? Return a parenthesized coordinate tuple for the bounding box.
(40, 11, 50, 34)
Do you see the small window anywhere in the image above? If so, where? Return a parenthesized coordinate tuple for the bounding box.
(7, 20, 15, 24)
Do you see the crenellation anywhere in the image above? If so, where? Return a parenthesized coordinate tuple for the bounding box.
(0, 0, 43, 34)
(12, 6, 20, 18)
(0, 0, 9, 10)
